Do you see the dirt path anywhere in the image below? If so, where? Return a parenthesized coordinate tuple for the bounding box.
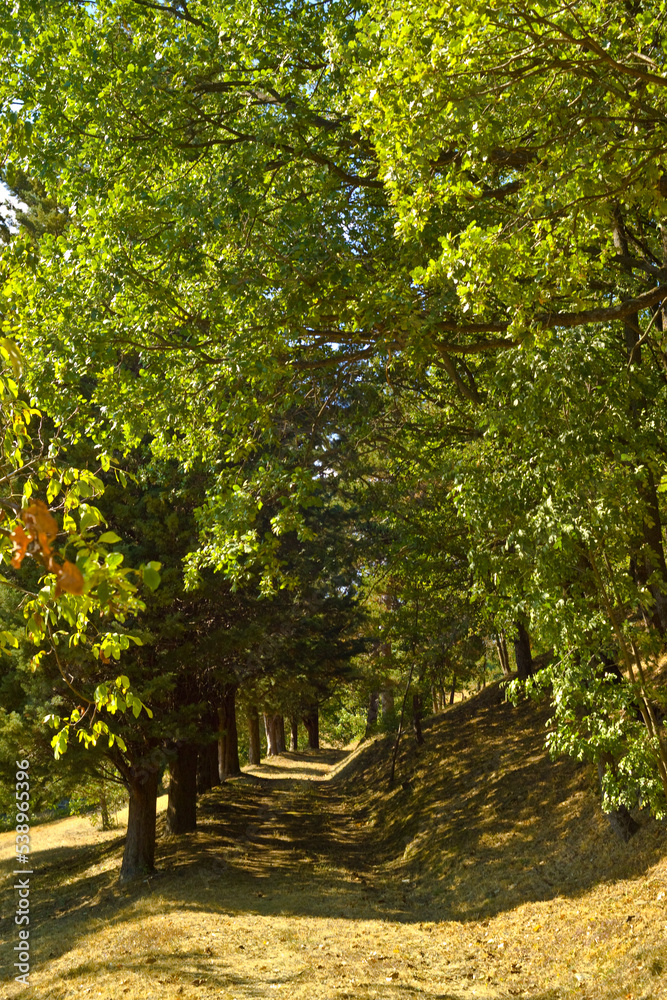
(0, 746, 507, 1000)
(2, 708, 667, 1000)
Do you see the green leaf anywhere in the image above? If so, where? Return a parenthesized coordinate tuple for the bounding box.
(98, 530, 122, 544)
(142, 565, 161, 591)
(80, 505, 103, 532)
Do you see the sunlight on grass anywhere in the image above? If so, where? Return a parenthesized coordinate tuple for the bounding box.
(2, 688, 667, 999)
(0, 796, 169, 864)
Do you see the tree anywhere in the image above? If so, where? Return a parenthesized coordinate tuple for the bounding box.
(5, 0, 667, 824)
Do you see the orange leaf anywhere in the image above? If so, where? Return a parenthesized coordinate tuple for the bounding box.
(10, 524, 29, 568)
(54, 560, 84, 597)
(22, 500, 58, 543)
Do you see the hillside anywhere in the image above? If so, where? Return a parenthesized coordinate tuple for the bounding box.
(2, 684, 667, 999)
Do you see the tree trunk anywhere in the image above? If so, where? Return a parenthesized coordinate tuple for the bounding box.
(207, 741, 220, 787)
(495, 632, 511, 677)
(381, 687, 394, 717)
(197, 710, 220, 793)
(166, 742, 198, 834)
(218, 686, 241, 780)
(196, 747, 211, 794)
(366, 691, 379, 733)
(597, 760, 640, 842)
(264, 713, 285, 756)
(263, 713, 275, 756)
(639, 469, 667, 635)
(247, 706, 261, 765)
(449, 674, 456, 705)
(289, 715, 299, 752)
(99, 786, 112, 831)
(302, 704, 319, 750)
(119, 767, 159, 882)
(412, 692, 424, 745)
(614, 205, 667, 635)
(513, 621, 533, 680)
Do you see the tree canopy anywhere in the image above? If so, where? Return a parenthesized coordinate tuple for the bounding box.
(2, 0, 667, 878)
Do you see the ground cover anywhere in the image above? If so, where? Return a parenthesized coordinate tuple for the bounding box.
(1, 685, 666, 999)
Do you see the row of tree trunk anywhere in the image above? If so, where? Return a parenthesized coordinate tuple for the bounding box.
(119, 693, 320, 881)
(167, 696, 320, 830)
(370, 623, 536, 735)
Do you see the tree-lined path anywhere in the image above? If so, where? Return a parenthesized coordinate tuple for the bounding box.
(3, 689, 667, 999)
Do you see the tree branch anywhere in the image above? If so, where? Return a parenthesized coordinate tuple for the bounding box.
(434, 285, 667, 342)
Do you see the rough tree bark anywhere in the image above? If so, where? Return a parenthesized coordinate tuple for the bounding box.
(200, 742, 220, 791)
(302, 704, 319, 750)
(197, 709, 221, 793)
(637, 470, 667, 635)
(119, 766, 159, 882)
(218, 686, 241, 780)
(264, 713, 286, 756)
(289, 715, 299, 752)
(615, 204, 667, 635)
(167, 741, 198, 834)
(366, 691, 380, 734)
(277, 715, 286, 752)
(495, 632, 512, 677)
(196, 748, 211, 794)
(412, 692, 424, 745)
(513, 622, 534, 680)
(99, 786, 112, 831)
(247, 706, 261, 765)
(597, 758, 640, 842)
(449, 674, 457, 705)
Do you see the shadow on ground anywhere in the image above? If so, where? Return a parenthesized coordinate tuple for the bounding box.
(4, 680, 665, 980)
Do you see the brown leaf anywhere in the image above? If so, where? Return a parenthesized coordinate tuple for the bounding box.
(54, 560, 85, 596)
(23, 500, 58, 542)
(10, 523, 29, 568)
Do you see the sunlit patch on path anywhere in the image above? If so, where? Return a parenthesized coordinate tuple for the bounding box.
(2, 690, 667, 999)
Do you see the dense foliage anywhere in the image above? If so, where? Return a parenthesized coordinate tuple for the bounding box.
(1, 0, 667, 876)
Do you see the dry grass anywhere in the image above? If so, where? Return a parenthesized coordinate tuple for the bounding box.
(1, 684, 667, 999)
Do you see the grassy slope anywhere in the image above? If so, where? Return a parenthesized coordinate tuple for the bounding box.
(1, 683, 667, 999)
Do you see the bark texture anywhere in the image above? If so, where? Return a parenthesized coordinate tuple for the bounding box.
(302, 704, 319, 750)
(412, 692, 424, 745)
(289, 715, 299, 752)
(366, 691, 379, 733)
(199, 741, 220, 792)
(218, 686, 241, 779)
(513, 621, 534, 680)
(597, 761, 640, 842)
(264, 713, 286, 756)
(167, 742, 198, 834)
(495, 632, 512, 677)
(197, 710, 221, 793)
(449, 674, 457, 705)
(247, 706, 261, 765)
(119, 767, 159, 882)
